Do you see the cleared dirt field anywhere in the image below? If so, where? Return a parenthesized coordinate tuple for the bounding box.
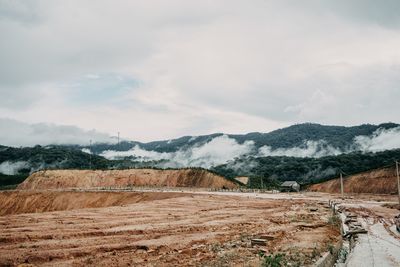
(0, 191, 340, 266)
(0, 191, 189, 216)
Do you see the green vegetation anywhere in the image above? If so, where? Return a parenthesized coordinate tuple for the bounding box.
(0, 145, 109, 188)
(212, 149, 400, 188)
(1, 123, 399, 189)
(328, 215, 341, 228)
(230, 123, 396, 149)
(2, 146, 400, 189)
(0, 145, 109, 170)
(0, 173, 29, 187)
(259, 252, 287, 267)
(86, 123, 399, 153)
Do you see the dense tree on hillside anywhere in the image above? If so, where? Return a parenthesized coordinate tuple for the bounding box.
(1, 123, 400, 188)
(84, 123, 399, 153)
(211, 149, 400, 188)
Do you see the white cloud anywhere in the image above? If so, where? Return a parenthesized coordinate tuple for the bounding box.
(0, 161, 29, 175)
(0, 118, 113, 147)
(81, 148, 92, 154)
(101, 145, 171, 162)
(101, 135, 254, 168)
(1, 1, 400, 141)
(258, 140, 343, 158)
(101, 127, 400, 169)
(354, 127, 400, 152)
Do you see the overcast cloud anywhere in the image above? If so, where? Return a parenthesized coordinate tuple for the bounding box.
(0, 0, 399, 143)
(0, 118, 112, 146)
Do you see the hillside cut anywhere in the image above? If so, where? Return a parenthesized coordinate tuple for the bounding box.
(18, 168, 238, 190)
(308, 167, 398, 194)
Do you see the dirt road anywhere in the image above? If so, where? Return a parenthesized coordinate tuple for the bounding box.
(0, 191, 339, 266)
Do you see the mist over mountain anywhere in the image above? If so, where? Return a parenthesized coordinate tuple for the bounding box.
(1, 122, 400, 188)
(92, 123, 400, 166)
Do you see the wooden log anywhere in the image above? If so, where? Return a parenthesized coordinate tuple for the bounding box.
(251, 238, 267, 246)
(343, 228, 368, 238)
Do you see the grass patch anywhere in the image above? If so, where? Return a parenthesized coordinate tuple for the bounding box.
(328, 214, 341, 227)
(259, 252, 287, 267)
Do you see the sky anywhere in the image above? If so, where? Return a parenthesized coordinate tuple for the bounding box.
(1, 0, 400, 144)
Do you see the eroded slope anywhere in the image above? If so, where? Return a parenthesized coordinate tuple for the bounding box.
(308, 167, 398, 194)
(18, 169, 238, 190)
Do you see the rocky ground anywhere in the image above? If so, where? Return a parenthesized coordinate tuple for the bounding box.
(0, 191, 340, 266)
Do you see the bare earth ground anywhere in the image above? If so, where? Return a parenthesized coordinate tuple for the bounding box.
(0, 191, 340, 267)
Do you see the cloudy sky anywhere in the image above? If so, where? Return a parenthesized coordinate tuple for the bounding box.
(1, 0, 400, 144)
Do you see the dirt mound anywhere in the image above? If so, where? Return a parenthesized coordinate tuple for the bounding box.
(0, 191, 187, 216)
(18, 168, 238, 190)
(308, 167, 398, 194)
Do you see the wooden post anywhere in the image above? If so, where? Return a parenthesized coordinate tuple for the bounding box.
(340, 172, 344, 199)
(396, 161, 400, 208)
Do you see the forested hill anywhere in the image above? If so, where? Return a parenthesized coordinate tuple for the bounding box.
(1, 122, 400, 189)
(230, 122, 398, 149)
(0, 146, 109, 189)
(211, 149, 400, 188)
(88, 123, 399, 153)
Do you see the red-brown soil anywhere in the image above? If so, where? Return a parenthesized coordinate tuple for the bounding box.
(18, 169, 238, 190)
(308, 167, 399, 194)
(0, 191, 187, 216)
(0, 191, 339, 266)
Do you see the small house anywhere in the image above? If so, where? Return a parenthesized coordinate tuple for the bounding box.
(280, 181, 300, 192)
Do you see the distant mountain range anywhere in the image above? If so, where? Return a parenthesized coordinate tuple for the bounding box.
(1, 122, 400, 188)
(87, 122, 399, 153)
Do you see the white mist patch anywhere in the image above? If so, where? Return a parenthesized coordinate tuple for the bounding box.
(81, 148, 92, 154)
(101, 135, 254, 168)
(0, 161, 29, 175)
(173, 135, 255, 168)
(101, 146, 172, 162)
(226, 159, 259, 174)
(354, 127, 400, 152)
(258, 140, 343, 158)
(100, 126, 400, 169)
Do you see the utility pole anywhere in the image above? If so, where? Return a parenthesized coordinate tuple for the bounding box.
(89, 139, 92, 170)
(260, 177, 263, 190)
(396, 161, 400, 207)
(340, 172, 344, 199)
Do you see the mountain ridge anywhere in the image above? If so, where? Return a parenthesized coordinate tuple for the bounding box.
(1, 122, 399, 189)
(87, 122, 399, 153)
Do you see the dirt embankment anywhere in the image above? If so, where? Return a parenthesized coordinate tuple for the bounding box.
(18, 168, 238, 190)
(0, 191, 188, 216)
(308, 167, 399, 194)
